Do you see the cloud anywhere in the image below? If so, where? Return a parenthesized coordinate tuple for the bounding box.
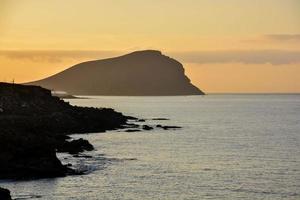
(0, 50, 122, 63)
(264, 34, 300, 41)
(1, 49, 300, 66)
(171, 50, 300, 65)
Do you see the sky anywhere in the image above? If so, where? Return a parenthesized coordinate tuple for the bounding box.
(0, 0, 300, 93)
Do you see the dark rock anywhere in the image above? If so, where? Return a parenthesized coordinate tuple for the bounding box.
(57, 138, 94, 154)
(142, 125, 153, 131)
(0, 83, 131, 179)
(137, 119, 146, 122)
(156, 125, 182, 130)
(126, 116, 138, 120)
(125, 129, 141, 132)
(0, 133, 69, 179)
(0, 187, 12, 200)
(0, 187, 11, 200)
(26, 50, 205, 96)
(123, 158, 138, 161)
(152, 118, 169, 120)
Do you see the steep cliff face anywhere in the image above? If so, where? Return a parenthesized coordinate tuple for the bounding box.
(28, 50, 204, 95)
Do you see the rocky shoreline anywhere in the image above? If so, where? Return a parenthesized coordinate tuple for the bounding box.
(0, 82, 134, 180)
(0, 82, 182, 198)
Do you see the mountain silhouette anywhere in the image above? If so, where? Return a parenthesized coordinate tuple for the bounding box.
(27, 50, 204, 95)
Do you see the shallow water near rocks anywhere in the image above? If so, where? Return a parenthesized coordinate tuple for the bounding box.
(1, 95, 300, 199)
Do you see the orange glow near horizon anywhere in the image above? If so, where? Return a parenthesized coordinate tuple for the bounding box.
(185, 63, 300, 93)
(1, 0, 300, 93)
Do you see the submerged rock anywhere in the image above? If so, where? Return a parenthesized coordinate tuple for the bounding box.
(152, 118, 169, 120)
(125, 129, 141, 132)
(156, 125, 182, 130)
(142, 125, 154, 131)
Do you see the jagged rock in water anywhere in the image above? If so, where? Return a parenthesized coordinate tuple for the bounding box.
(156, 125, 182, 130)
(142, 125, 153, 130)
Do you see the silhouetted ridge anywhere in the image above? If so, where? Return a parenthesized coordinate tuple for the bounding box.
(27, 50, 204, 95)
(126, 50, 162, 56)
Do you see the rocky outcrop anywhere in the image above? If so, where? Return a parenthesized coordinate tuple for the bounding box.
(156, 125, 182, 130)
(0, 83, 131, 179)
(57, 138, 94, 154)
(0, 187, 12, 200)
(142, 125, 154, 131)
(27, 50, 204, 96)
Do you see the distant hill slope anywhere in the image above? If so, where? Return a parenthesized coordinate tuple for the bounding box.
(27, 50, 204, 95)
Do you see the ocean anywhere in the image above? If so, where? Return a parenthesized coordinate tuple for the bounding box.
(1, 95, 300, 199)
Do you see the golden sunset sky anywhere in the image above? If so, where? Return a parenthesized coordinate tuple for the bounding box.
(1, 0, 300, 93)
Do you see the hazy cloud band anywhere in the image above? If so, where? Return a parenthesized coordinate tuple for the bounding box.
(1, 49, 300, 65)
(172, 50, 300, 65)
(264, 34, 300, 41)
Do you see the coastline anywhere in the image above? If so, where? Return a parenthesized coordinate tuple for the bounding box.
(0, 82, 136, 180)
(0, 83, 180, 198)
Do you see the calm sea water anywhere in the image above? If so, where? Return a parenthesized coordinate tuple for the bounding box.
(1, 95, 300, 200)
